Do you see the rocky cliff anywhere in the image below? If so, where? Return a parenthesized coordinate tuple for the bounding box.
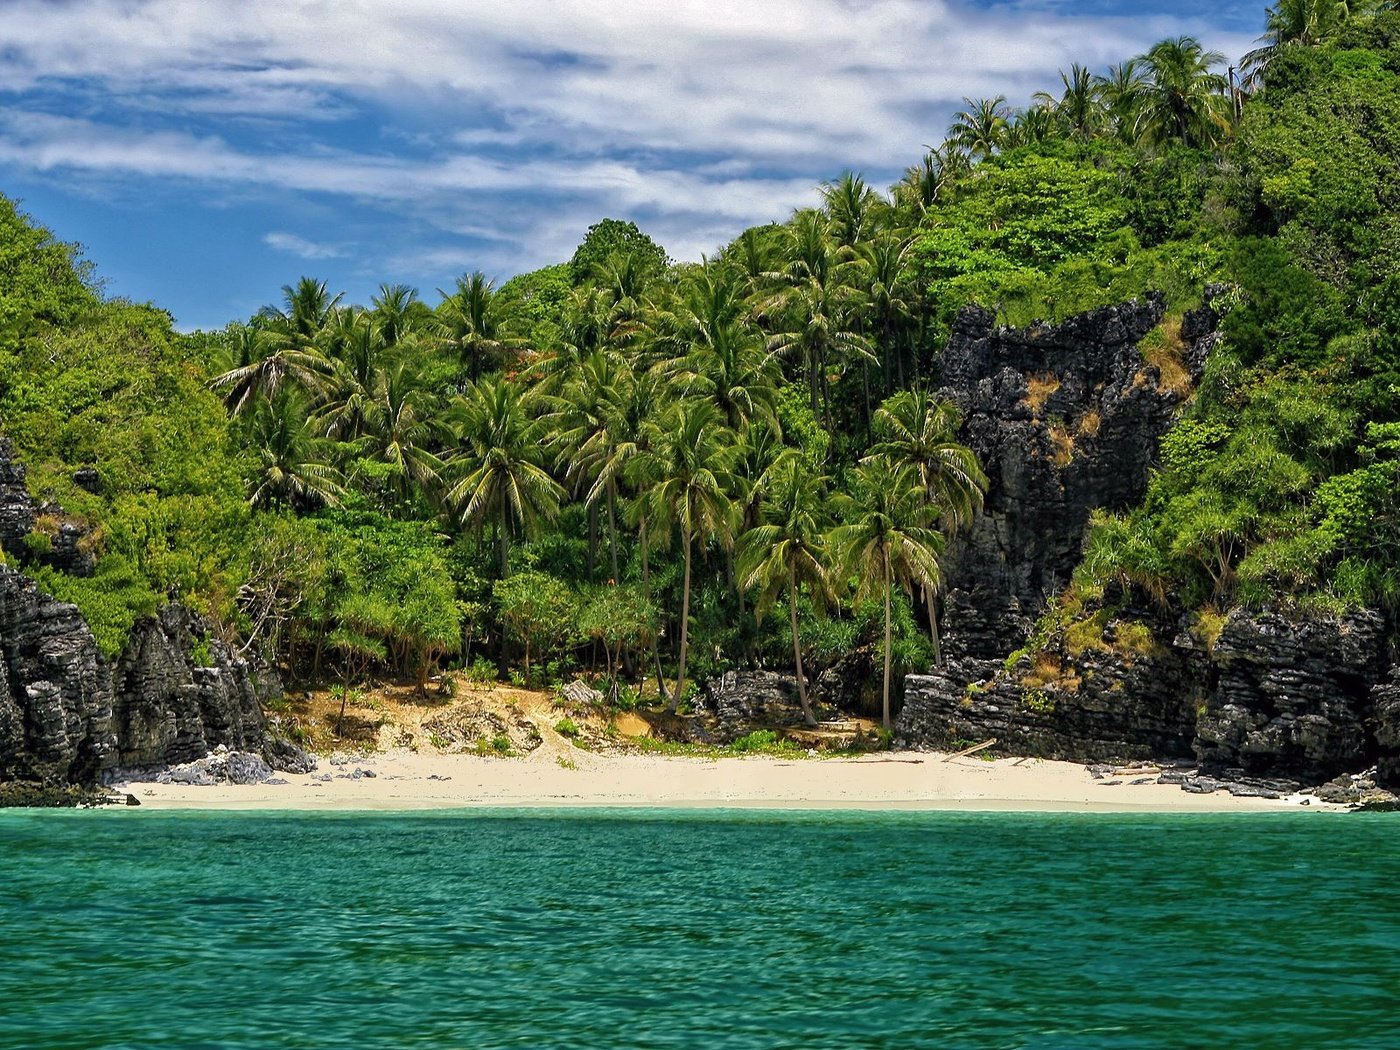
(0, 441, 300, 787)
(895, 297, 1399, 789)
(935, 296, 1212, 659)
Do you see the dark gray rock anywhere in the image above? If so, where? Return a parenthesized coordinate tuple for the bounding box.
(1373, 669, 1400, 788)
(0, 438, 35, 558)
(935, 297, 1203, 659)
(154, 749, 274, 786)
(72, 467, 102, 494)
(263, 734, 317, 774)
(1194, 609, 1388, 784)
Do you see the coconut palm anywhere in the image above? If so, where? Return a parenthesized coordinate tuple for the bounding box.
(355, 363, 447, 508)
(631, 399, 740, 711)
(948, 96, 1010, 160)
(831, 459, 945, 730)
(1034, 63, 1103, 141)
(763, 210, 871, 431)
(1242, 0, 1355, 85)
(212, 278, 339, 413)
(447, 376, 565, 577)
(857, 232, 917, 392)
(821, 171, 885, 249)
(1096, 60, 1150, 142)
(737, 454, 834, 726)
(866, 390, 987, 665)
(246, 390, 346, 511)
(316, 309, 385, 440)
(370, 283, 426, 349)
(1135, 37, 1232, 149)
(435, 272, 519, 385)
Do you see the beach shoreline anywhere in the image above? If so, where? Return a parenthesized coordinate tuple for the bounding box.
(110, 746, 1336, 814)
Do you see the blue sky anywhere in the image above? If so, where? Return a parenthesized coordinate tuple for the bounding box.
(0, 0, 1265, 331)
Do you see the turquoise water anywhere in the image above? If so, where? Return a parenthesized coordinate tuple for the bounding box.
(0, 809, 1395, 1048)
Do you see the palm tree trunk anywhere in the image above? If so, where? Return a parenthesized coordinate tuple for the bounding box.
(882, 558, 893, 731)
(498, 504, 510, 579)
(587, 502, 598, 582)
(606, 481, 622, 584)
(640, 517, 668, 702)
(670, 528, 693, 714)
(925, 586, 943, 668)
(789, 568, 816, 727)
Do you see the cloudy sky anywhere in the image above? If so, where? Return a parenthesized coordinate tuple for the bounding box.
(0, 0, 1263, 330)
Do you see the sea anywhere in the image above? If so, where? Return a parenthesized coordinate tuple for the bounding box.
(0, 808, 1395, 1049)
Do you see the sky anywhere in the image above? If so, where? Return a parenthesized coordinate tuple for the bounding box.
(0, 0, 1265, 331)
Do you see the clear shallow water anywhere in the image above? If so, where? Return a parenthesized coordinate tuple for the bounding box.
(0, 809, 1395, 1049)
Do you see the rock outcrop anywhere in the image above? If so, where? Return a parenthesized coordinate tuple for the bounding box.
(0, 565, 305, 787)
(1195, 610, 1389, 783)
(935, 296, 1214, 659)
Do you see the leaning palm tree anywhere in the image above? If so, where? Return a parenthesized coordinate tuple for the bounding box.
(866, 390, 987, 666)
(737, 454, 834, 726)
(1135, 37, 1232, 149)
(948, 96, 1010, 160)
(830, 459, 945, 730)
(447, 376, 565, 578)
(631, 399, 740, 712)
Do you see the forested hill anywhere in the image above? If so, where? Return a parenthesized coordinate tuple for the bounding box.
(1, 6, 1398, 746)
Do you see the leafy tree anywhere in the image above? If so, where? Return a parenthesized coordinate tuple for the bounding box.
(569, 219, 668, 285)
(736, 454, 834, 724)
(494, 570, 575, 683)
(1134, 37, 1232, 149)
(831, 459, 944, 729)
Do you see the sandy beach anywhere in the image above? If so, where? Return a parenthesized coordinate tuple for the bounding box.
(115, 743, 1330, 813)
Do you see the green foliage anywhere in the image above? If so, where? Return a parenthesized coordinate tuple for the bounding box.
(568, 219, 668, 285)
(553, 717, 581, 738)
(493, 570, 576, 680)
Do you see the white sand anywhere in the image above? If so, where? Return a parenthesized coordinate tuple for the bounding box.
(115, 745, 1329, 813)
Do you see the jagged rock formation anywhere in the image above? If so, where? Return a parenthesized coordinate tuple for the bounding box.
(0, 565, 305, 787)
(936, 295, 1214, 659)
(1194, 610, 1388, 782)
(898, 605, 1398, 787)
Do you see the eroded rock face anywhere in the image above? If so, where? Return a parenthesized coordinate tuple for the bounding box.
(0, 567, 115, 783)
(896, 634, 1204, 764)
(1195, 609, 1388, 783)
(1374, 670, 1400, 786)
(0, 564, 302, 786)
(111, 604, 267, 769)
(936, 297, 1214, 659)
(0, 438, 36, 557)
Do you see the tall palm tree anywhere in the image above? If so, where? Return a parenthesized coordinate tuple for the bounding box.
(1034, 63, 1103, 141)
(370, 283, 426, 349)
(737, 454, 834, 726)
(1242, 0, 1354, 85)
(763, 210, 871, 432)
(447, 376, 565, 577)
(317, 308, 385, 440)
(246, 390, 346, 511)
(857, 232, 917, 393)
(821, 171, 885, 249)
(831, 459, 945, 730)
(658, 267, 781, 432)
(1135, 37, 1232, 149)
(212, 278, 339, 413)
(1096, 60, 1149, 142)
(948, 96, 1010, 160)
(866, 390, 987, 665)
(435, 272, 519, 385)
(355, 363, 447, 508)
(631, 399, 740, 711)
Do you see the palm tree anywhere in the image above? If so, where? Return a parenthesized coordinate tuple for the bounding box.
(948, 96, 1010, 160)
(212, 278, 339, 413)
(435, 272, 519, 385)
(631, 399, 740, 711)
(857, 232, 917, 393)
(355, 363, 447, 508)
(821, 171, 885, 249)
(246, 390, 346, 511)
(1034, 63, 1103, 140)
(763, 210, 871, 432)
(317, 308, 384, 440)
(447, 376, 565, 577)
(737, 454, 834, 726)
(1003, 104, 1057, 150)
(1135, 37, 1232, 149)
(370, 283, 426, 349)
(1242, 0, 1354, 85)
(1096, 60, 1149, 142)
(658, 266, 781, 432)
(866, 390, 987, 665)
(831, 459, 945, 730)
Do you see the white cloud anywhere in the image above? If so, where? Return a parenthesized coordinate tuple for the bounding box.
(0, 0, 1259, 278)
(263, 231, 346, 259)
